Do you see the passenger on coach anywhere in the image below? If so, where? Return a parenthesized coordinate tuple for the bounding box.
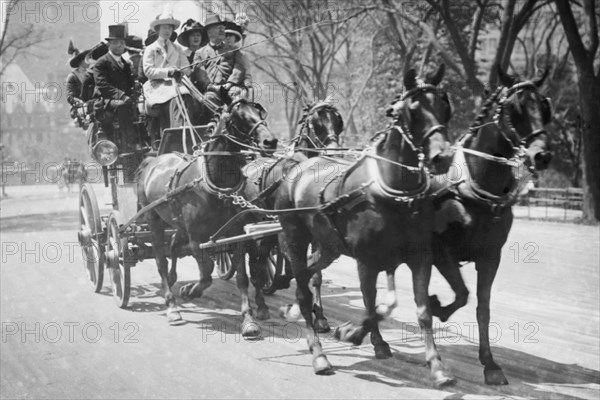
(143, 12, 194, 140)
(139, 28, 178, 84)
(224, 16, 253, 96)
(192, 12, 250, 109)
(177, 19, 208, 64)
(81, 42, 109, 102)
(93, 25, 138, 150)
(65, 40, 89, 108)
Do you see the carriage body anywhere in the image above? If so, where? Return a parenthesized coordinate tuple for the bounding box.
(77, 91, 215, 308)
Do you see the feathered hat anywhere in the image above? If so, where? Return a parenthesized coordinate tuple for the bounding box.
(225, 14, 249, 43)
(67, 40, 89, 68)
(178, 18, 208, 48)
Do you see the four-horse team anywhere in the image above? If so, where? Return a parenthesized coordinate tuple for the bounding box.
(69, 6, 554, 389)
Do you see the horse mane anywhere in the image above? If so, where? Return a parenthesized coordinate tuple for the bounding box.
(467, 86, 504, 136)
(135, 156, 156, 182)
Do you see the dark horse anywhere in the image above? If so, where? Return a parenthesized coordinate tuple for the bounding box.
(136, 99, 278, 332)
(426, 65, 553, 385)
(241, 99, 345, 330)
(274, 66, 456, 386)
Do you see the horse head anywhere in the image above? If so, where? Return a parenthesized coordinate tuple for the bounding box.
(295, 99, 344, 155)
(496, 65, 553, 170)
(385, 64, 452, 169)
(224, 99, 278, 155)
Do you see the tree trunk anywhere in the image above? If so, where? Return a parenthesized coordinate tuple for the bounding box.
(578, 72, 600, 221)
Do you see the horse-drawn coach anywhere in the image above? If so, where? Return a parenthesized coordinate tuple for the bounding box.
(73, 12, 555, 387)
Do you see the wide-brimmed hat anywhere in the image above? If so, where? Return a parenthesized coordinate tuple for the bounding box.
(67, 40, 89, 68)
(85, 42, 108, 63)
(105, 25, 127, 41)
(150, 12, 181, 31)
(144, 29, 177, 46)
(203, 11, 225, 30)
(224, 20, 243, 43)
(177, 19, 208, 48)
(126, 35, 143, 50)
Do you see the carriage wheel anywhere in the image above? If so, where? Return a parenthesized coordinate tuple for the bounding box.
(214, 251, 236, 280)
(261, 243, 285, 295)
(106, 211, 131, 308)
(78, 183, 104, 292)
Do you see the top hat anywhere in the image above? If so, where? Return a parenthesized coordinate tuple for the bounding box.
(105, 25, 127, 41)
(177, 19, 208, 48)
(150, 11, 181, 31)
(203, 11, 225, 30)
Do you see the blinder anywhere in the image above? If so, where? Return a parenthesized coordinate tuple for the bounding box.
(251, 102, 268, 120)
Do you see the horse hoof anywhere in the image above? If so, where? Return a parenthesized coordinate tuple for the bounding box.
(279, 304, 301, 321)
(315, 318, 331, 333)
(333, 322, 363, 346)
(375, 303, 390, 316)
(313, 355, 333, 375)
(484, 368, 508, 385)
(167, 310, 185, 326)
(256, 307, 270, 321)
(242, 322, 261, 339)
(273, 276, 291, 290)
(179, 285, 191, 300)
(433, 370, 456, 388)
(374, 343, 393, 359)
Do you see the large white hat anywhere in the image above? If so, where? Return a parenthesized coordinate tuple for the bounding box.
(149, 8, 181, 31)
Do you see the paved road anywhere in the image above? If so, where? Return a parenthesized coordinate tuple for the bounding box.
(1, 185, 599, 399)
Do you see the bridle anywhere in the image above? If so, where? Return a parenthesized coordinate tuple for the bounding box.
(385, 84, 450, 153)
(292, 102, 343, 149)
(492, 81, 551, 148)
(220, 99, 269, 149)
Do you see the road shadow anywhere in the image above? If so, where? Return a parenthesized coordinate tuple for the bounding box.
(335, 339, 600, 399)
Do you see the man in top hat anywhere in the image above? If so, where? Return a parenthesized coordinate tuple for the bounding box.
(178, 19, 208, 64)
(93, 24, 138, 149)
(192, 11, 250, 109)
(142, 11, 193, 139)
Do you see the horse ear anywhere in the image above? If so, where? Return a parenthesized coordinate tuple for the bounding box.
(425, 64, 445, 86)
(496, 64, 516, 87)
(404, 68, 418, 90)
(533, 65, 550, 87)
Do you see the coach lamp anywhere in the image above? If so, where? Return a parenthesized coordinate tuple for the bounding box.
(92, 140, 119, 166)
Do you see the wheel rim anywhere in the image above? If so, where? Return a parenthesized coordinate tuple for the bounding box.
(263, 250, 277, 289)
(215, 252, 235, 279)
(79, 185, 103, 292)
(262, 244, 283, 294)
(107, 214, 130, 308)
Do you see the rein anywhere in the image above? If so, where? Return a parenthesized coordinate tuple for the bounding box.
(450, 137, 533, 211)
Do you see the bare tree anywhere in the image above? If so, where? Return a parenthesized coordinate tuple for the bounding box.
(0, 0, 46, 77)
(221, 0, 369, 138)
(555, 0, 600, 221)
